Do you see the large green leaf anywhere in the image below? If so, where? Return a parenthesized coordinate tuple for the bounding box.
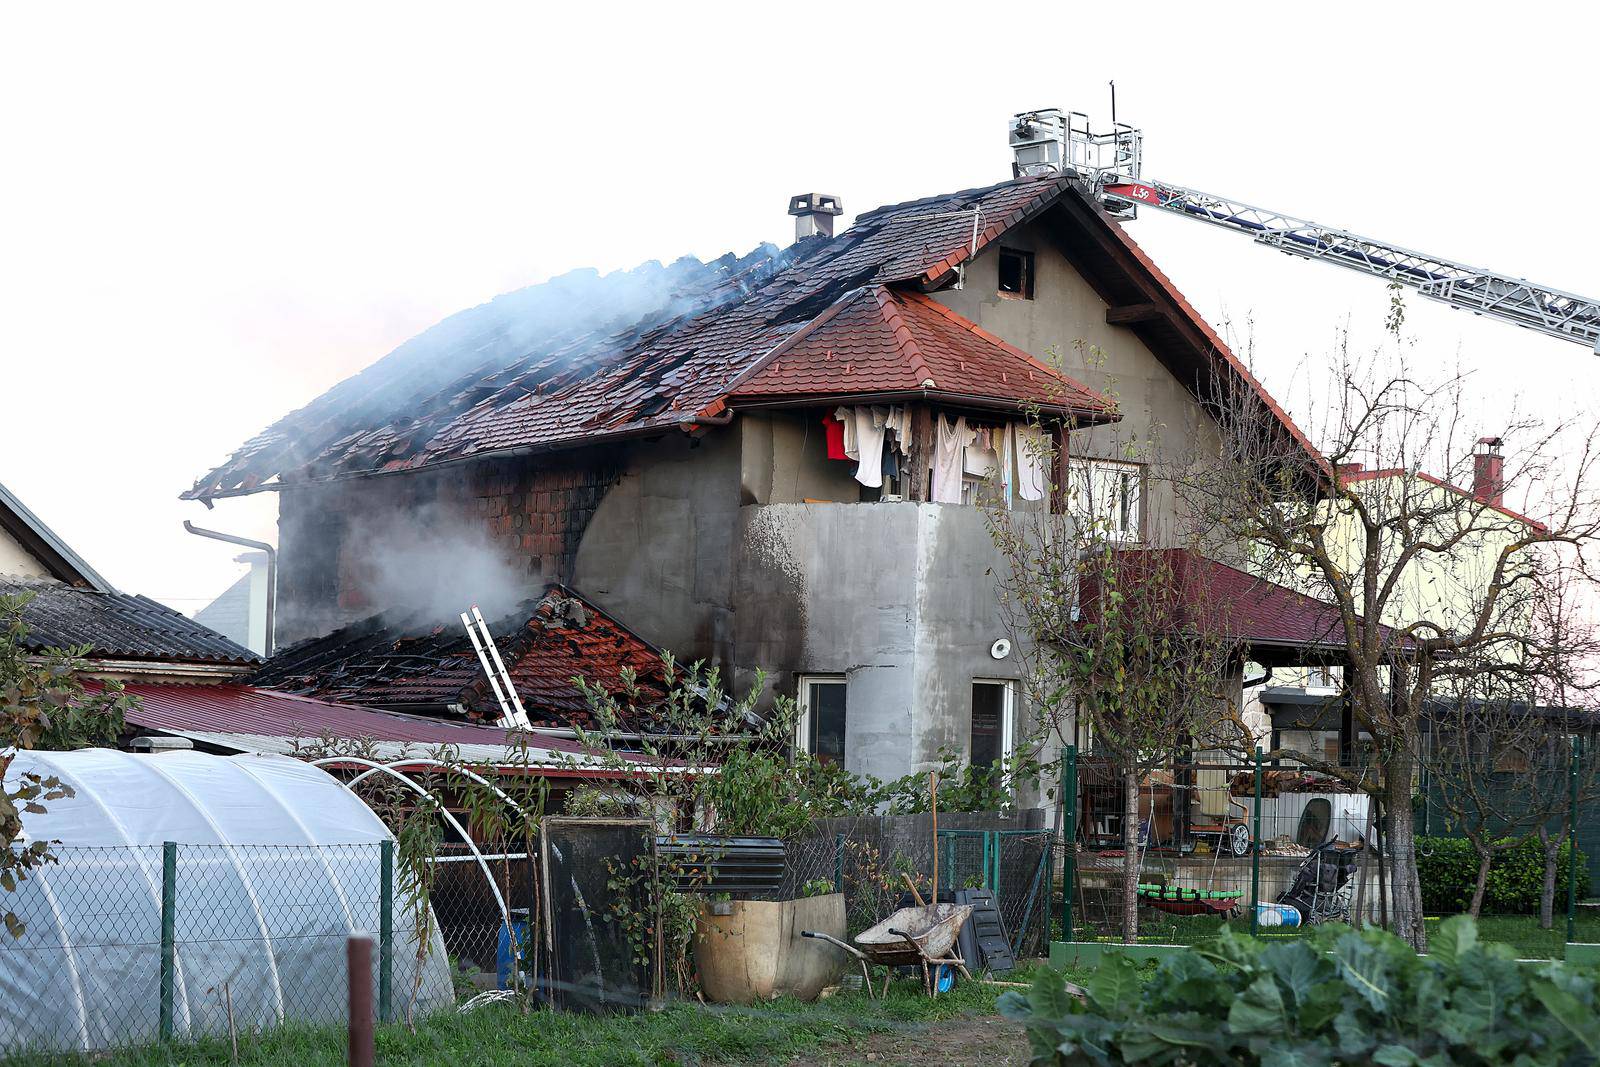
(1086, 953, 1143, 1017)
(1332, 933, 1393, 1013)
(1022, 968, 1078, 1025)
(1229, 974, 1290, 1036)
(1262, 940, 1323, 1007)
(1429, 915, 1478, 966)
(1531, 978, 1600, 1056)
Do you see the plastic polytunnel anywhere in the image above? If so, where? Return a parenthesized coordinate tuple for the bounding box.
(0, 749, 451, 1055)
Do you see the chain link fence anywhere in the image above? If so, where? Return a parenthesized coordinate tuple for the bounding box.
(1064, 744, 1594, 949)
(0, 842, 454, 1058)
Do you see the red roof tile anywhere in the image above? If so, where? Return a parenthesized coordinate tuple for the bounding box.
(727, 286, 1114, 416)
(1339, 467, 1548, 532)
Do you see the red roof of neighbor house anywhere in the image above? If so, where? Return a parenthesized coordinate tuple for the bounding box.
(1338, 467, 1548, 532)
(248, 586, 667, 726)
(113, 681, 592, 754)
(726, 286, 1115, 416)
(1080, 548, 1402, 661)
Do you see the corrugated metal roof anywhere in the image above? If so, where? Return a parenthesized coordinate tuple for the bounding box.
(3, 575, 257, 666)
(116, 682, 594, 758)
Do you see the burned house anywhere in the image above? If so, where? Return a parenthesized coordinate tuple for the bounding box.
(186, 171, 1323, 790)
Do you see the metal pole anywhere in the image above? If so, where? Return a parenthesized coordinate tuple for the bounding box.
(159, 842, 177, 1042)
(347, 933, 375, 1067)
(1061, 744, 1077, 943)
(833, 832, 846, 893)
(378, 841, 394, 1022)
(1568, 737, 1581, 945)
(1250, 749, 1263, 937)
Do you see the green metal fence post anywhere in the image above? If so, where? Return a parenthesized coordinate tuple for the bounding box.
(1061, 744, 1077, 944)
(1250, 749, 1263, 937)
(833, 832, 846, 893)
(1568, 737, 1580, 945)
(379, 840, 394, 1021)
(159, 841, 176, 1042)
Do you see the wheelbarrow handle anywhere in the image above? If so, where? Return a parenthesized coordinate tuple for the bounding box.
(800, 929, 868, 962)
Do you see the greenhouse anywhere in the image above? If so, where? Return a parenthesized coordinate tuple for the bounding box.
(0, 749, 451, 1055)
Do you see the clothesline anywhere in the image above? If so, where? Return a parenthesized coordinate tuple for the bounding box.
(822, 406, 1049, 503)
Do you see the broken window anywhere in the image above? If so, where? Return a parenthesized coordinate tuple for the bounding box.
(1068, 459, 1142, 541)
(970, 680, 1015, 767)
(797, 676, 847, 765)
(997, 248, 1034, 299)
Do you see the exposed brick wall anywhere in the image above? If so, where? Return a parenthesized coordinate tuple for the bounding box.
(457, 455, 621, 582)
(274, 449, 622, 647)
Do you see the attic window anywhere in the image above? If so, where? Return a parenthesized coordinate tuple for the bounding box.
(998, 248, 1034, 299)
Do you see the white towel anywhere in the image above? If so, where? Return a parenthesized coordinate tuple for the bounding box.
(1015, 424, 1048, 501)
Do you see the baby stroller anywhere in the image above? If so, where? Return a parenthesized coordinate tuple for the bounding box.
(1276, 840, 1360, 925)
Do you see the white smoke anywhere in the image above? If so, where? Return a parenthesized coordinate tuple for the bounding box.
(347, 502, 530, 626)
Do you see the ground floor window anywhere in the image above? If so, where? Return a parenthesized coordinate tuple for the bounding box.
(970, 680, 1015, 767)
(797, 675, 847, 765)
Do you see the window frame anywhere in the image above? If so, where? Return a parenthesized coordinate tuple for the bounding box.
(969, 678, 1017, 768)
(796, 674, 848, 763)
(997, 247, 1035, 300)
(1067, 458, 1144, 542)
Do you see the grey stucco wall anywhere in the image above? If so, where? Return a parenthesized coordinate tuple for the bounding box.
(733, 501, 1022, 784)
(572, 431, 742, 668)
(932, 219, 1221, 546)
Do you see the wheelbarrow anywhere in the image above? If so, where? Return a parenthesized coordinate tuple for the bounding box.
(802, 902, 974, 998)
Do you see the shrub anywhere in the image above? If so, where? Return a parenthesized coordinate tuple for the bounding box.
(1000, 918, 1600, 1065)
(1416, 835, 1589, 914)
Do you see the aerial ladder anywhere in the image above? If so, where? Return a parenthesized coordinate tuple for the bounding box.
(1009, 109, 1600, 354)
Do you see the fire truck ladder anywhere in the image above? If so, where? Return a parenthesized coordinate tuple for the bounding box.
(1011, 110, 1600, 353)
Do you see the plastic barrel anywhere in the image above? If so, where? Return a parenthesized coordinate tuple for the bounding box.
(496, 918, 530, 990)
(1253, 903, 1301, 928)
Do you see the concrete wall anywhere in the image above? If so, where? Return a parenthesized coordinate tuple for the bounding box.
(733, 501, 1022, 783)
(932, 220, 1222, 545)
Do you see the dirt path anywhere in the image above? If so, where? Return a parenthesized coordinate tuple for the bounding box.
(773, 1013, 1030, 1066)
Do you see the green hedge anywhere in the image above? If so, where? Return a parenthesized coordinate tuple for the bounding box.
(1416, 835, 1589, 914)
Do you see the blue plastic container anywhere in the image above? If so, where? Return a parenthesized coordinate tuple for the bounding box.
(496, 912, 530, 990)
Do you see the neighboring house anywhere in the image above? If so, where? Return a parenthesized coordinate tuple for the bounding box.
(1252, 438, 1547, 762)
(0, 478, 258, 683)
(186, 173, 1337, 795)
(193, 550, 271, 656)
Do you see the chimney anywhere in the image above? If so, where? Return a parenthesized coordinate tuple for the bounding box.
(1336, 461, 1364, 481)
(1473, 436, 1504, 507)
(788, 193, 843, 241)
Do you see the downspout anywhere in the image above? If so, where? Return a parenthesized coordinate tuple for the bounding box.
(184, 521, 276, 657)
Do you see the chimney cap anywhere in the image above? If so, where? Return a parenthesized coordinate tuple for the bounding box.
(788, 193, 843, 218)
(1476, 435, 1504, 452)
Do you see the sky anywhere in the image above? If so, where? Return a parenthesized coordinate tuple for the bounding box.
(3, 2, 1598, 616)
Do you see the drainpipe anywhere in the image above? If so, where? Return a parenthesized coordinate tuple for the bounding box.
(183, 521, 276, 657)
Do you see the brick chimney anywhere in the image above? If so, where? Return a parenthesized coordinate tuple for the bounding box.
(788, 193, 843, 241)
(1336, 461, 1364, 482)
(1473, 436, 1504, 506)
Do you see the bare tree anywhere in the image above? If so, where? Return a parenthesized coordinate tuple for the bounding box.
(1176, 322, 1600, 949)
(989, 436, 1243, 943)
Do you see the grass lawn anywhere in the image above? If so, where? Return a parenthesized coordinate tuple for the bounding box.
(1064, 909, 1600, 959)
(10, 963, 1072, 1067)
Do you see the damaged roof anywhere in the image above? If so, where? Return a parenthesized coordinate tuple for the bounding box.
(728, 285, 1113, 414)
(247, 585, 666, 726)
(186, 172, 1313, 500)
(1, 575, 259, 667)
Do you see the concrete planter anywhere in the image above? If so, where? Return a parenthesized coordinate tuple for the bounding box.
(693, 894, 846, 1003)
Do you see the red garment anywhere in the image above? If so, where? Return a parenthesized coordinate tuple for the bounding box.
(823, 412, 848, 460)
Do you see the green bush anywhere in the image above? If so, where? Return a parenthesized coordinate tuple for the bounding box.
(1416, 836, 1589, 914)
(1000, 918, 1600, 1065)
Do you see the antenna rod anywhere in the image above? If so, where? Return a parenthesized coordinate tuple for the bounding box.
(1109, 80, 1117, 125)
